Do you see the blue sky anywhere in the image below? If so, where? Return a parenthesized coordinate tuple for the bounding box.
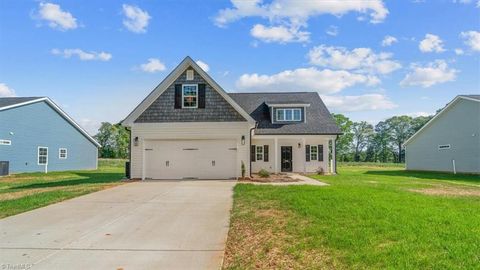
(0, 0, 479, 134)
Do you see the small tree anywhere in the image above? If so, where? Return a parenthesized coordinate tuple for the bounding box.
(241, 161, 246, 178)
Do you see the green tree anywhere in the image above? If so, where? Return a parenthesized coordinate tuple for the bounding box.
(374, 121, 393, 163)
(351, 121, 374, 162)
(411, 115, 432, 133)
(385, 116, 414, 163)
(332, 113, 353, 162)
(94, 122, 130, 158)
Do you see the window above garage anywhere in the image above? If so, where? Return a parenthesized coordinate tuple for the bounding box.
(182, 84, 198, 108)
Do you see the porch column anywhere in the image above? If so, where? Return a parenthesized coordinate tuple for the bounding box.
(332, 138, 336, 174)
(274, 137, 278, 173)
(302, 138, 306, 173)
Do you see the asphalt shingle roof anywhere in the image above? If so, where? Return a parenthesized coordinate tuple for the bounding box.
(0, 97, 43, 109)
(229, 92, 342, 135)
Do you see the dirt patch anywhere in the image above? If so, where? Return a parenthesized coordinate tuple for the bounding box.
(409, 187, 480, 197)
(239, 174, 299, 183)
(223, 202, 338, 269)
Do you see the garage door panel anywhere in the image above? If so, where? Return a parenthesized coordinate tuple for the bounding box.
(145, 140, 236, 180)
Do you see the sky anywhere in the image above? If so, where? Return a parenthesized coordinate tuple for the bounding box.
(0, 0, 479, 134)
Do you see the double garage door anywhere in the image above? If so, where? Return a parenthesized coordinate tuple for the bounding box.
(144, 140, 237, 179)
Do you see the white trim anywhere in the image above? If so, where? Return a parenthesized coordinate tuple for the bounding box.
(0, 97, 100, 147)
(266, 103, 310, 108)
(404, 95, 480, 146)
(121, 56, 256, 126)
(59, 148, 68, 159)
(0, 139, 11, 145)
(181, 84, 198, 109)
(38, 146, 48, 165)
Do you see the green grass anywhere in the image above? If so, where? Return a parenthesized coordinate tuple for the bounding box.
(0, 159, 125, 219)
(224, 164, 480, 269)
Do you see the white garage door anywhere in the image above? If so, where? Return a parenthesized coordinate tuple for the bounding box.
(144, 140, 237, 179)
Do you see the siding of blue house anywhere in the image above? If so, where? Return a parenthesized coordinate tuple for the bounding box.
(0, 101, 98, 173)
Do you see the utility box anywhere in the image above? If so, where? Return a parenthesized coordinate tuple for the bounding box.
(0, 161, 9, 176)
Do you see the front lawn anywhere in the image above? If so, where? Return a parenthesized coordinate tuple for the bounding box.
(223, 165, 480, 269)
(0, 159, 125, 219)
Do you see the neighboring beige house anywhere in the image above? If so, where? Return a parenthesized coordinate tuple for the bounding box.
(405, 95, 480, 174)
(122, 56, 341, 180)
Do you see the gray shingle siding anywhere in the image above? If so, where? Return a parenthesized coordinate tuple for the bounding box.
(135, 69, 246, 123)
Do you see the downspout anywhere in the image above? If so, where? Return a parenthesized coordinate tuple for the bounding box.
(249, 122, 258, 178)
(125, 126, 132, 179)
(335, 135, 338, 174)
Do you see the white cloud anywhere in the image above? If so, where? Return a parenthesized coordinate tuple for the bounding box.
(215, 0, 388, 27)
(326, 25, 339, 36)
(250, 24, 309, 43)
(460, 31, 480, 51)
(236, 67, 379, 94)
(454, 48, 464, 55)
(51, 48, 112, 61)
(405, 111, 432, 117)
(122, 4, 151, 33)
(139, 58, 166, 73)
(0, 83, 16, 97)
(79, 118, 101, 136)
(307, 45, 401, 74)
(400, 60, 458, 88)
(419, 34, 445, 53)
(381, 35, 398, 46)
(195, 60, 210, 72)
(322, 93, 397, 112)
(37, 2, 78, 30)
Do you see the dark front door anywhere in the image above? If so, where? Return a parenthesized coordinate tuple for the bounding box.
(281, 146, 293, 172)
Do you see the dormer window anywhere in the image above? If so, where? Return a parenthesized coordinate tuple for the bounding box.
(182, 84, 198, 108)
(276, 108, 302, 122)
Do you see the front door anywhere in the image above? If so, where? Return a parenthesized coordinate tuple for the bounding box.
(281, 146, 293, 172)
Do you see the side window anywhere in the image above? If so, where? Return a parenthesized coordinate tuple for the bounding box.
(310, 145, 318, 161)
(59, 148, 68, 159)
(256, 146, 263, 161)
(38, 147, 48, 165)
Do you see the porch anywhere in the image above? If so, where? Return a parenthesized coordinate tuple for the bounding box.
(251, 135, 337, 175)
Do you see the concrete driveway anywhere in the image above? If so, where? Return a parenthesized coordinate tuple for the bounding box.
(0, 180, 236, 270)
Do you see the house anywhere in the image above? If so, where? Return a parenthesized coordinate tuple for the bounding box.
(122, 56, 342, 180)
(405, 95, 480, 174)
(0, 97, 99, 174)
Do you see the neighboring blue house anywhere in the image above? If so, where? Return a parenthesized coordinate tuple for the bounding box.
(0, 97, 99, 174)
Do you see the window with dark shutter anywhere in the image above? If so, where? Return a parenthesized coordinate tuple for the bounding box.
(198, 84, 206, 108)
(318, 145, 324, 161)
(251, 145, 256, 162)
(174, 84, 182, 109)
(305, 145, 310, 162)
(264, 145, 269, 162)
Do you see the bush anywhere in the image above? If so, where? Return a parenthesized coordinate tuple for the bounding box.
(258, 169, 270, 178)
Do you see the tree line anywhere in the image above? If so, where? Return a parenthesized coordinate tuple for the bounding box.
(333, 114, 433, 163)
(93, 113, 433, 162)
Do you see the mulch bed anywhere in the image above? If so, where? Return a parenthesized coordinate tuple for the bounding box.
(239, 174, 299, 183)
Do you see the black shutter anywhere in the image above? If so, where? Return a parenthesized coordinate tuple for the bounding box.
(198, 84, 206, 109)
(174, 84, 182, 109)
(306, 145, 310, 162)
(318, 145, 324, 161)
(251, 145, 256, 162)
(264, 145, 269, 162)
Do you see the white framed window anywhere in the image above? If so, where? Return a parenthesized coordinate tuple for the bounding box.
(276, 108, 302, 121)
(438, 144, 451, 150)
(256, 146, 263, 161)
(182, 84, 198, 108)
(0, 139, 11, 145)
(59, 148, 68, 159)
(38, 147, 48, 165)
(186, 70, 194, 80)
(310, 145, 318, 161)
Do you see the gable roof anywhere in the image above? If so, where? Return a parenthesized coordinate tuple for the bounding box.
(121, 56, 255, 126)
(404, 95, 480, 146)
(229, 92, 342, 135)
(0, 97, 100, 147)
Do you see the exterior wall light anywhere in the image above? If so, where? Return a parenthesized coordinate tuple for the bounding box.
(134, 136, 139, 147)
(241, 135, 245, 145)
